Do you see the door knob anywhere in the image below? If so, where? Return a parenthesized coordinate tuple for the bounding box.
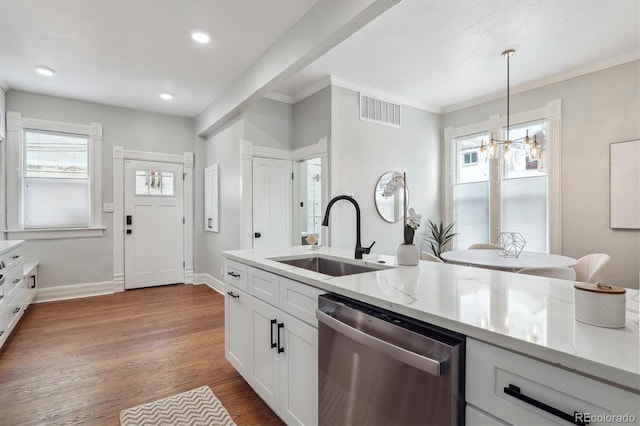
(126, 215, 133, 225)
(254, 232, 261, 238)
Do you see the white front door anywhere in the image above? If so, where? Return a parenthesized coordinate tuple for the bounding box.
(124, 160, 184, 289)
(252, 157, 293, 248)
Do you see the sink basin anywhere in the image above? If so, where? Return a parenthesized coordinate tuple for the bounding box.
(269, 254, 393, 277)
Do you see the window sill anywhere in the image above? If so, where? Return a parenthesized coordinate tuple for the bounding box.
(5, 227, 106, 240)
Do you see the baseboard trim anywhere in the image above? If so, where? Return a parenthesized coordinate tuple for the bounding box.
(194, 273, 225, 295)
(35, 280, 116, 303)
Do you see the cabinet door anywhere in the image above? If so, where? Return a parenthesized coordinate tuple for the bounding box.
(225, 287, 251, 375)
(249, 296, 281, 411)
(280, 311, 318, 426)
(204, 164, 218, 232)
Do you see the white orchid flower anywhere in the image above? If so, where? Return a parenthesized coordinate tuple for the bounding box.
(406, 208, 422, 229)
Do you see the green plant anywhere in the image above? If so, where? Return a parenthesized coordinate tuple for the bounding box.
(424, 220, 457, 259)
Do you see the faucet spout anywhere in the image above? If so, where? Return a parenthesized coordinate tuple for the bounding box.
(321, 195, 375, 259)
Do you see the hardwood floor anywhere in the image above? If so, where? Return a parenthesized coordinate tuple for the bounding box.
(0, 284, 284, 426)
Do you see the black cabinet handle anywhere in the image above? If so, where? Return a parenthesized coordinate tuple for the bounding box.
(208, 218, 212, 228)
(0, 295, 4, 301)
(12, 307, 20, 314)
(503, 384, 588, 426)
(270, 319, 277, 349)
(13, 279, 20, 284)
(30, 276, 36, 289)
(12, 255, 21, 260)
(0, 331, 3, 338)
(226, 291, 239, 299)
(277, 322, 285, 353)
(227, 271, 240, 278)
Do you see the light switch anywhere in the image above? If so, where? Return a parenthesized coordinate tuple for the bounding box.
(103, 203, 114, 213)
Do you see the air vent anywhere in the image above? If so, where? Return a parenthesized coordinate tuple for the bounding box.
(359, 93, 401, 127)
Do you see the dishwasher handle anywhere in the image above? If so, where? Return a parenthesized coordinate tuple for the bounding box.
(316, 309, 442, 376)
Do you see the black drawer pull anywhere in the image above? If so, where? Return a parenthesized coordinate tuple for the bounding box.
(227, 291, 239, 299)
(270, 319, 277, 349)
(227, 271, 240, 278)
(0, 295, 4, 301)
(277, 322, 285, 353)
(12, 255, 21, 260)
(13, 279, 20, 284)
(503, 384, 588, 426)
(0, 331, 3, 338)
(12, 307, 21, 314)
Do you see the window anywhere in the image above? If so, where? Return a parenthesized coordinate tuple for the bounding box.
(24, 130, 90, 228)
(135, 170, 175, 196)
(446, 99, 561, 253)
(5, 112, 103, 239)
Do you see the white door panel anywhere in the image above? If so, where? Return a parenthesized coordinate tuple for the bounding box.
(125, 160, 184, 289)
(253, 158, 292, 249)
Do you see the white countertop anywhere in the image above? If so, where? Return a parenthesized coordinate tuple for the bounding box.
(0, 240, 24, 255)
(223, 246, 640, 393)
(441, 249, 577, 270)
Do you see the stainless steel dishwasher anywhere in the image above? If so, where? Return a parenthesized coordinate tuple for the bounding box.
(317, 293, 465, 425)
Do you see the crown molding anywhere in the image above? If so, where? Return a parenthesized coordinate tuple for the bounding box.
(442, 51, 640, 114)
(291, 75, 333, 104)
(263, 92, 293, 104)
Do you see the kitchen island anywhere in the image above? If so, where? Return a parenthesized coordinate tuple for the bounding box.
(222, 246, 639, 425)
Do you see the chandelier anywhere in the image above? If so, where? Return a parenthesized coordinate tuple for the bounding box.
(479, 49, 540, 162)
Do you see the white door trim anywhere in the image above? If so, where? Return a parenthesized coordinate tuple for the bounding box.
(240, 139, 328, 250)
(113, 147, 194, 291)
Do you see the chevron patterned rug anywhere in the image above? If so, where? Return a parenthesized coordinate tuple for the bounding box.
(120, 386, 236, 426)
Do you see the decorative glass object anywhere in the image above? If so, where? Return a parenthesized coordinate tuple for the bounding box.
(495, 232, 526, 258)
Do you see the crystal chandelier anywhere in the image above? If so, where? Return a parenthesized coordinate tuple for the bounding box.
(479, 49, 541, 162)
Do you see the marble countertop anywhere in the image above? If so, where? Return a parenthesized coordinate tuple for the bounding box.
(223, 246, 640, 393)
(0, 240, 23, 255)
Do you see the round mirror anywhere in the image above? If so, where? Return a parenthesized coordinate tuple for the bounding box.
(374, 171, 408, 223)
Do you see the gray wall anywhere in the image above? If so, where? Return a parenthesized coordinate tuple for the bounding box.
(244, 98, 293, 149)
(442, 61, 640, 288)
(195, 98, 295, 280)
(6, 90, 196, 288)
(293, 86, 331, 149)
(329, 86, 442, 256)
(195, 118, 245, 279)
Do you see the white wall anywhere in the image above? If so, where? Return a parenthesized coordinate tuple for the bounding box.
(244, 98, 293, 149)
(5, 90, 196, 288)
(442, 61, 640, 288)
(329, 86, 441, 256)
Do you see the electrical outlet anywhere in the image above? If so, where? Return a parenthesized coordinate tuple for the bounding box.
(103, 203, 114, 213)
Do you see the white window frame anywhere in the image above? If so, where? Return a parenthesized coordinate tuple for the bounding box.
(444, 99, 562, 254)
(5, 111, 104, 239)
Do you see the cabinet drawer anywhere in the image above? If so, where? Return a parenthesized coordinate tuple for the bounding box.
(466, 405, 508, 425)
(4, 288, 24, 336)
(467, 338, 639, 425)
(2, 263, 23, 305)
(279, 277, 325, 326)
(224, 259, 248, 291)
(0, 246, 23, 274)
(248, 267, 280, 306)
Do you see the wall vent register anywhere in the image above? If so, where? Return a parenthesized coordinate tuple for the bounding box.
(359, 93, 401, 127)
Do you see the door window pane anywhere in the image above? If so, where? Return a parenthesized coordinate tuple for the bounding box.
(135, 170, 175, 196)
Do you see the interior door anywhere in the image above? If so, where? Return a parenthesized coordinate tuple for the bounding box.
(124, 160, 184, 289)
(252, 157, 293, 248)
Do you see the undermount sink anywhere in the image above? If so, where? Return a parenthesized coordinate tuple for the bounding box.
(269, 254, 394, 277)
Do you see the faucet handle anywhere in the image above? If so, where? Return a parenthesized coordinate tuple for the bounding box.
(364, 241, 375, 254)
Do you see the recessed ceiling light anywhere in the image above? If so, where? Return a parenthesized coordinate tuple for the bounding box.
(160, 92, 174, 100)
(35, 66, 55, 76)
(190, 29, 211, 44)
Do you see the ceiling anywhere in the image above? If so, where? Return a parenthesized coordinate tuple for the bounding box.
(274, 0, 640, 112)
(1, 0, 638, 118)
(0, 0, 319, 117)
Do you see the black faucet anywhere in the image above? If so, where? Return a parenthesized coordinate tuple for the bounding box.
(321, 195, 375, 259)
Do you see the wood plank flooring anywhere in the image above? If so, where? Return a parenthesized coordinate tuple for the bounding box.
(0, 284, 284, 426)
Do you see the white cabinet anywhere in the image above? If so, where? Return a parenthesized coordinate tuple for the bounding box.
(204, 164, 218, 232)
(466, 338, 639, 425)
(0, 241, 26, 351)
(224, 259, 324, 425)
(225, 287, 250, 373)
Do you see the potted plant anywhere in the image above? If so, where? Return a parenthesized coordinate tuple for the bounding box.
(424, 220, 456, 260)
